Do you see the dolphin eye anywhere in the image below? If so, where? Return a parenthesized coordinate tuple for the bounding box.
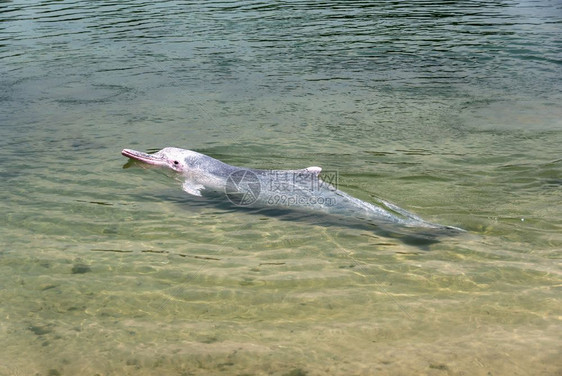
(173, 161, 179, 165)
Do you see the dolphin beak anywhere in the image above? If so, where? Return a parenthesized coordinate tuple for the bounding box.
(121, 149, 166, 166)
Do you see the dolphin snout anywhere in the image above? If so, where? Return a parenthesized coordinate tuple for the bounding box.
(121, 149, 165, 166)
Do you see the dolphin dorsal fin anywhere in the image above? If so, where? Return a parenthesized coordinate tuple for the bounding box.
(304, 166, 322, 175)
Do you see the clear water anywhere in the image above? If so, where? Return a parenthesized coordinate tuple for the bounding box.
(1, 0, 561, 375)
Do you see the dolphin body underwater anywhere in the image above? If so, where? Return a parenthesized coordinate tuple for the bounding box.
(122, 147, 463, 236)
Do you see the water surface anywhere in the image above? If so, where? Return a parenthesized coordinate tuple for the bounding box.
(1, 1, 561, 375)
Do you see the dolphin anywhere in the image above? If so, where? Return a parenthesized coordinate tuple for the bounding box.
(121, 147, 463, 234)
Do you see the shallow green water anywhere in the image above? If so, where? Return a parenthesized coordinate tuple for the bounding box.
(1, 1, 561, 375)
